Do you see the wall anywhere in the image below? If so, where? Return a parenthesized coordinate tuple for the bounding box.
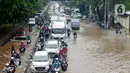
(116, 16, 130, 29)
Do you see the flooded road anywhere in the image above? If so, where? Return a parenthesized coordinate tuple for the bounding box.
(65, 20, 130, 73)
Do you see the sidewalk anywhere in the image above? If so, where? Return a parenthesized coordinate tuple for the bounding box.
(0, 21, 27, 46)
(0, 26, 39, 73)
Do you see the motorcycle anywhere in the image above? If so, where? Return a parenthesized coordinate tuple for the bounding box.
(67, 31, 71, 37)
(14, 59, 21, 67)
(73, 34, 77, 39)
(26, 35, 31, 44)
(29, 25, 32, 32)
(27, 39, 31, 44)
(3, 66, 16, 73)
(36, 42, 42, 51)
(54, 65, 60, 73)
(19, 47, 25, 53)
(61, 60, 68, 71)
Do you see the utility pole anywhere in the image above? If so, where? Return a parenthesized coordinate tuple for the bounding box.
(104, 0, 108, 30)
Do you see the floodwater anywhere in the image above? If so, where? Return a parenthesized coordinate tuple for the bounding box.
(65, 20, 130, 73)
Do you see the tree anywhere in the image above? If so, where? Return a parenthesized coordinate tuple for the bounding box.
(0, 0, 45, 26)
(125, 0, 130, 10)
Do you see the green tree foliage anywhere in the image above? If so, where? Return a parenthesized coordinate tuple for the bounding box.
(0, 0, 45, 26)
(109, 0, 124, 11)
(125, 0, 130, 10)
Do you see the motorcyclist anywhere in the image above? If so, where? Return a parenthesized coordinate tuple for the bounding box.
(26, 35, 31, 41)
(20, 41, 25, 48)
(2, 63, 12, 73)
(62, 46, 68, 54)
(9, 57, 15, 66)
(67, 29, 71, 37)
(14, 53, 21, 66)
(52, 58, 61, 68)
(73, 32, 77, 38)
(47, 64, 54, 73)
(61, 41, 68, 47)
(53, 53, 59, 61)
(11, 51, 17, 57)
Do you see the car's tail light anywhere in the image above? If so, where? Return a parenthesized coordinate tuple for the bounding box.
(16, 34, 24, 36)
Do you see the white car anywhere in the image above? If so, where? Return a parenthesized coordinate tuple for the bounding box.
(29, 18, 36, 26)
(30, 51, 49, 73)
(45, 40, 61, 58)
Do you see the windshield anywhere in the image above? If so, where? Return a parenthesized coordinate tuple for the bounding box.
(33, 56, 48, 62)
(52, 29, 65, 34)
(46, 44, 58, 48)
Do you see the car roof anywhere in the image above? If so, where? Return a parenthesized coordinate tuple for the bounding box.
(34, 51, 48, 56)
(46, 40, 58, 44)
(71, 19, 80, 22)
(52, 21, 65, 28)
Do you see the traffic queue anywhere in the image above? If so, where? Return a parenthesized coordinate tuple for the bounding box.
(2, 3, 79, 73)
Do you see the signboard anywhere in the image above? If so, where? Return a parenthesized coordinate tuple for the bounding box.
(115, 4, 125, 15)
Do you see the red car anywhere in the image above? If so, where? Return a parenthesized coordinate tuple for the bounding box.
(15, 29, 26, 40)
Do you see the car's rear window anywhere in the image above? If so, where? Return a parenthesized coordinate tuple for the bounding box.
(16, 31, 24, 34)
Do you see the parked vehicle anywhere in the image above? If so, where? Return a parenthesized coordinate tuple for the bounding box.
(30, 51, 49, 73)
(15, 29, 26, 40)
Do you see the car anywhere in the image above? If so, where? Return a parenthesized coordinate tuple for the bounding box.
(15, 29, 26, 40)
(71, 19, 80, 30)
(77, 13, 82, 18)
(28, 18, 36, 26)
(45, 40, 61, 58)
(30, 51, 49, 73)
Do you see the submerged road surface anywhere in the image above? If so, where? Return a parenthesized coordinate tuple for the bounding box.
(65, 20, 130, 73)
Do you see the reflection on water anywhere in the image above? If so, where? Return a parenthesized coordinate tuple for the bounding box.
(66, 20, 130, 73)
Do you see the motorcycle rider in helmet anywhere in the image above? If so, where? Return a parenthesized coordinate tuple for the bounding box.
(14, 53, 21, 65)
(47, 64, 54, 73)
(2, 63, 12, 73)
(20, 41, 25, 48)
(52, 58, 61, 68)
(53, 53, 59, 63)
(61, 41, 68, 47)
(62, 46, 68, 54)
(67, 28, 71, 37)
(73, 32, 77, 38)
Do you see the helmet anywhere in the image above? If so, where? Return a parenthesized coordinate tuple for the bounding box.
(63, 46, 66, 48)
(11, 57, 14, 59)
(6, 63, 9, 66)
(55, 58, 58, 60)
(49, 64, 52, 67)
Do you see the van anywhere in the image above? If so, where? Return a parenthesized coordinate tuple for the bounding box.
(51, 21, 66, 39)
(28, 18, 36, 26)
(71, 19, 80, 30)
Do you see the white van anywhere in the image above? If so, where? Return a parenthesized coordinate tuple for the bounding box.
(28, 18, 36, 26)
(51, 21, 66, 39)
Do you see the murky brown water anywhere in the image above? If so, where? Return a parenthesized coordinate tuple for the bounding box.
(65, 20, 130, 73)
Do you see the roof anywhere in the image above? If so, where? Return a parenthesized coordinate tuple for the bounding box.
(71, 19, 80, 22)
(34, 51, 48, 56)
(52, 21, 65, 28)
(46, 40, 58, 44)
(51, 16, 59, 21)
(59, 17, 66, 21)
